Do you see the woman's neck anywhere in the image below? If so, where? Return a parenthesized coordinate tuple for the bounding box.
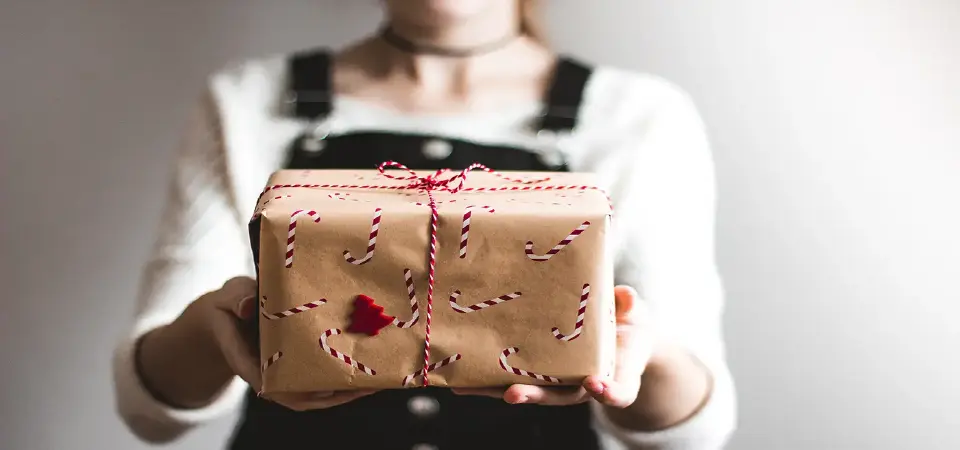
(378, 43, 521, 93)
(332, 14, 555, 110)
(371, 5, 537, 92)
(386, 7, 519, 53)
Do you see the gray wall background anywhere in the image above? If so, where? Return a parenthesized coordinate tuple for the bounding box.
(2, 1, 958, 449)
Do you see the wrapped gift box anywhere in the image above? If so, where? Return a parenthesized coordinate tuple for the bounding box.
(248, 166, 616, 396)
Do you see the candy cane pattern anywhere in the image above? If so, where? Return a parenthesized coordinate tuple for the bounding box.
(498, 347, 562, 384)
(459, 186, 613, 215)
(319, 329, 377, 376)
(251, 195, 292, 220)
(449, 290, 523, 314)
(259, 296, 327, 320)
(261, 351, 283, 373)
(459, 205, 495, 258)
(401, 353, 463, 386)
(506, 199, 572, 207)
(285, 210, 321, 268)
(328, 193, 372, 202)
(551, 284, 590, 341)
(263, 195, 292, 206)
(525, 221, 591, 262)
(391, 269, 420, 328)
(342, 208, 382, 265)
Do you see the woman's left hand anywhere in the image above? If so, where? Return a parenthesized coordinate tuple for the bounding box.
(452, 285, 654, 408)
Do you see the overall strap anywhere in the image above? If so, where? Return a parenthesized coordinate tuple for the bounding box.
(287, 49, 594, 130)
(289, 48, 333, 120)
(537, 56, 594, 132)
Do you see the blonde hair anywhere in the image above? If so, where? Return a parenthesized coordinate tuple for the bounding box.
(519, 0, 546, 43)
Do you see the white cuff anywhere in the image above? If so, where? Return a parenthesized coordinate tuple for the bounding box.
(592, 364, 737, 450)
(111, 316, 247, 443)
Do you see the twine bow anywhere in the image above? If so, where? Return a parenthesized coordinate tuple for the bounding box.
(255, 161, 609, 387)
(373, 162, 549, 386)
(376, 161, 549, 194)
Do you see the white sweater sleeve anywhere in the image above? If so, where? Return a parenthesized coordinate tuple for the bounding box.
(589, 83, 738, 449)
(110, 88, 253, 443)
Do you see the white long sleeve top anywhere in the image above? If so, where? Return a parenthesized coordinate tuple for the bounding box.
(111, 51, 737, 449)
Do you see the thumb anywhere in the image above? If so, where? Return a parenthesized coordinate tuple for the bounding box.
(613, 285, 642, 325)
(212, 276, 258, 318)
(235, 295, 256, 320)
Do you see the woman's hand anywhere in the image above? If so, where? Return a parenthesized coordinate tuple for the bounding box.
(201, 277, 380, 411)
(451, 285, 713, 431)
(137, 277, 377, 412)
(451, 285, 653, 407)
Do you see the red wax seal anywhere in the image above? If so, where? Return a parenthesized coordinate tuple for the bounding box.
(347, 294, 395, 336)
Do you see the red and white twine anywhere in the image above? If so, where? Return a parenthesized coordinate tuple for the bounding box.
(319, 328, 377, 376)
(498, 347, 562, 384)
(401, 353, 463, 386)
(449, 290, 523, 314)
(413, 199, 458, 206)
(421, 188, 439, 385)
(551, 284, 590, 341)
(285, 210, 321, 268)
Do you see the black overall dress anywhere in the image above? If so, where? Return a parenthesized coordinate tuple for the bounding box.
(230, 49, 603, 450)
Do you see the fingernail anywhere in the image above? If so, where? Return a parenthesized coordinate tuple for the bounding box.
(583, 378, 603, 394)
(238, 296, 255, 318)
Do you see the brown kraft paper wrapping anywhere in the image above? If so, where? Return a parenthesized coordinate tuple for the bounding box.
(249, 168, 617, 396)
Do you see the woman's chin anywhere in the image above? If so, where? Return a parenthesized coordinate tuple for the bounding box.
(385, 0, 500, 25)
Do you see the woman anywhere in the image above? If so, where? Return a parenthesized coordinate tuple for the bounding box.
(112, 0, 736, 448)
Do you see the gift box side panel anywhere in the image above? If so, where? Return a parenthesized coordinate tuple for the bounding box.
(598, 214, 618, 381)
(246, 215, 265, 390)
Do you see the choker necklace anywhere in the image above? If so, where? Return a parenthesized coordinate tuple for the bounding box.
(379, 26, 518, 57)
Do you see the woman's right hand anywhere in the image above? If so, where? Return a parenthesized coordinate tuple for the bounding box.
(199, 276, 379, 411)
(138, 276, 377, 412)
